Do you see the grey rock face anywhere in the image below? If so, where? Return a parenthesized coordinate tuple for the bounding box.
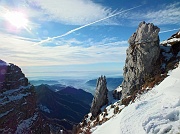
(121, 21, 161, 98)
(90, 75, 108, 117)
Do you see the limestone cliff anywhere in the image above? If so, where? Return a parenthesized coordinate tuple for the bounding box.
(0, 60, 49, 133)
(121, 21, 161, 98)
(90, 75, 108, 117)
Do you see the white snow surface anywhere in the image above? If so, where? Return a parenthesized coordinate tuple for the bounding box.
(15, 113, 38, 133)
(0, 109, 13, 118)
(39, 104, 51, 113)
(92, 63, 180, 134)
(161, 38, 180, 45)
(0, 86, 31, 106)
(115, 86, 122, 92)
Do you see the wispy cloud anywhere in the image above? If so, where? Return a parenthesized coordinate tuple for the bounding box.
(0, 32, 128, 66)
(144, 3, 180, 25)
(123, 2, 180, 26)
(34, 5, 142, 46)
(0, 0, 121, 31)
(159, 28, 180, 34)
(28, 0, 114, 25)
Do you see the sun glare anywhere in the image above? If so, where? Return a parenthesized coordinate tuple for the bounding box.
(4, 11, 28, 29)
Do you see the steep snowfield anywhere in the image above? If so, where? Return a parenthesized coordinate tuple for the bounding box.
(92, 63, 180, 134)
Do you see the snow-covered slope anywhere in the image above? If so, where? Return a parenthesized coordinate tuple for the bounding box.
(92, 63, 180, 134)
(161, 31, 180, 45)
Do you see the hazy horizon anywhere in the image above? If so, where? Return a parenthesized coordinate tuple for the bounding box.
(26, 70, 123, 81)
(21, 62, 123, 80)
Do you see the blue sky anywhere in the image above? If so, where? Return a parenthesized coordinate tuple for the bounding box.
(0, 0, 180, 79)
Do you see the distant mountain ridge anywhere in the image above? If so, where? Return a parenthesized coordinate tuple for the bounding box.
(30, 80, 60, 86)
(35, 84, 93, 131)
(86, 77, 123, 91)
(30, 78, 123, 94)
(59, 86, 93, 105)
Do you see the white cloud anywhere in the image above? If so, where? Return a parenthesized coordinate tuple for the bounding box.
(143, 3, 180, 25)
(0, 32, 128, 67)
(28, 0, 113, 25)
(29, 1, 180, 26)
(126, 2, 180, 26)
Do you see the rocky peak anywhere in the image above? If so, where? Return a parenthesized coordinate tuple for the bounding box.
(90, 75, 108, 117)
(0, 60, 49, 133)
(129, 21, 160, 45)
(121, 21, 161, 99)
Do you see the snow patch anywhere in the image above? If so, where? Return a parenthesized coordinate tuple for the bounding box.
(1, 86, 31, 106)
(0, 109, 13, 118)
(39, 104, 51, 113)
(15, 113, 38, 134)
(115, 86, 122, 92)
(161, 38, 180, 45)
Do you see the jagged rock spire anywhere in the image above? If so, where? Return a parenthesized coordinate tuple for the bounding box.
(121, 21, 161, 98)
(90, 75, 108, 117)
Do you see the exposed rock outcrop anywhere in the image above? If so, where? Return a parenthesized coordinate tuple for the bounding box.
(90, 75, 108, 117)
(121, 21, 161, 99)
(113, 86, 122, 100)
(160, 30, 180, 74)
(161, 30, 180, 55)
(0, 60, 49, 133)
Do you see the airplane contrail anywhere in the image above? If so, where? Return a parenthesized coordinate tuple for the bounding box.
(160, 28, 180, 34)
(34, 5, 142, 46)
